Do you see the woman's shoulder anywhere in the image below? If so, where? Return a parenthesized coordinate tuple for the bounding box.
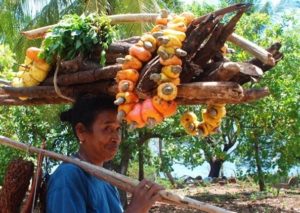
(52, 162, 86, 177)
(47, 163, 89, 189)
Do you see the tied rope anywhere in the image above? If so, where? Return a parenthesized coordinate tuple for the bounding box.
(53, 57, 75, 102)
(31, 140, 46, 212)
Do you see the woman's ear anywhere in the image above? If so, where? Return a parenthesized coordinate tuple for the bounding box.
(75, 123, 88, 143)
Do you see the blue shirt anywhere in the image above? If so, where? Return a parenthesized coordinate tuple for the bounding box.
(46, 162, 123, 213)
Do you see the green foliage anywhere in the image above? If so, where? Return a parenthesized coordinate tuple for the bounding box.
(231, 12, 300, 176)
(0, 104, 78, 184)
(110, 0, 160, 38)
(0, 44, 16, 80)
(40, 13, 115, 64)
(127, 161, 157, 180)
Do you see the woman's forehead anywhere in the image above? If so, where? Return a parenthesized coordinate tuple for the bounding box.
(95, 110, 118, 124)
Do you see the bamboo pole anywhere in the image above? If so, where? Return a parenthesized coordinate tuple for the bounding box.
(0, 136, 235, 213)
(21, 14, 159, 40)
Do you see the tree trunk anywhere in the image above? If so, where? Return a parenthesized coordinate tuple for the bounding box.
(138, 142, 144, 181)
(158, 138, 177, 187)
(253, 138, 265, 191)
(165, 172, 177, 187)
(208, 159, 224, 178)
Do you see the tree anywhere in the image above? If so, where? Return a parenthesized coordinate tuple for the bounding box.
(229, 12, 300, 190)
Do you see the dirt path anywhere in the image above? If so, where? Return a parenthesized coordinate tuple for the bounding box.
(150, 183, 300, 213)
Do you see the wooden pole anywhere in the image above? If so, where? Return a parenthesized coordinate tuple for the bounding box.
(228, 33, 275, 66)
(0, 135, 235, 213)
(177, 82, 244, 100)
(21, 14, 159, 40)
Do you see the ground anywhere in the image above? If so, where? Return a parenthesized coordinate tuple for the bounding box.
(149, 182, 300, 213)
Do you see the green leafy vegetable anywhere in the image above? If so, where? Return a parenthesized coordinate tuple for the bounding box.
(39, 13, 115, 65)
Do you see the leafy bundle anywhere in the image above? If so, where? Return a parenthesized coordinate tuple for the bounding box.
(39, 13, 115, 64)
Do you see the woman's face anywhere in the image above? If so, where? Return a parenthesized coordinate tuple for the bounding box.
(80, 109, 122, 163)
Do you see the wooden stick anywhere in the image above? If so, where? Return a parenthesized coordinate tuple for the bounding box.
(192, 3, 251, 25)
(21, 141, 46, 213)
(42, 65, 121, 86)
(0, 97, 70, 106)
(177, 87, 269, 105)
(177, 82, 244, 100)
(1, 81, 117, 99)
(202, 62, 263, 81)
(21, 14, 159, 40)
(0, 136, 235, 213)
(228, 33, 275, 66)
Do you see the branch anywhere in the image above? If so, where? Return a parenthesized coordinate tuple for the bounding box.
(228, 33, 275, 66)
(42, 65, 121, 86)
(1, 81, 117, 99)
(0, 97, 70, 106)
(200, 62, 262, 82)
(21, 14, 159, 40)
(191, 3, 251, 26)
(177, 82, 244, 100)
(0, 135, 235, 213)
(231, 42, 283, 84)
(176, 87, 269, 105)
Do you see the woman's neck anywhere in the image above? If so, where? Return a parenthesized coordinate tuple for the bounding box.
(78, 148, 104, 166)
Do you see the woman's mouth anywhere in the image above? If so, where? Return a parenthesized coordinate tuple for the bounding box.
(106, 142, 119, 151)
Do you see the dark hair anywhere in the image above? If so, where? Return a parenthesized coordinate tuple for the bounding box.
(60, 94, 117, 138)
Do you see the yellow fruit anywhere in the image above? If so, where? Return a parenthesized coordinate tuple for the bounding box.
(180, 111, 198, 127)
(157, 46, 176, 60)
(150, 73, 180, 85)
(161, 65, 181, 79)
(183, 121, 199, 136)
(208, 104, 226, 118)
(157, 82, 178, 101)
(180, 12, 195, 25)
(158, 35, 182, 48)
(170, 16, 186, 23)
(197, 122, 210, 137)
(22, 72, 39, 87)
(29, 66, 48, 82)
(33, 61, 51, 72)
(202, 109, 222, 127)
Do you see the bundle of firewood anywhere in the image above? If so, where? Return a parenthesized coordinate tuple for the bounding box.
(0, 3, 282, 106)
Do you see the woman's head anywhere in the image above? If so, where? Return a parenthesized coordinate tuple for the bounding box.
(60, 94, 121, 164)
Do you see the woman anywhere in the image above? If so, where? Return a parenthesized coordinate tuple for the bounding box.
(46, 94, 164, 213)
